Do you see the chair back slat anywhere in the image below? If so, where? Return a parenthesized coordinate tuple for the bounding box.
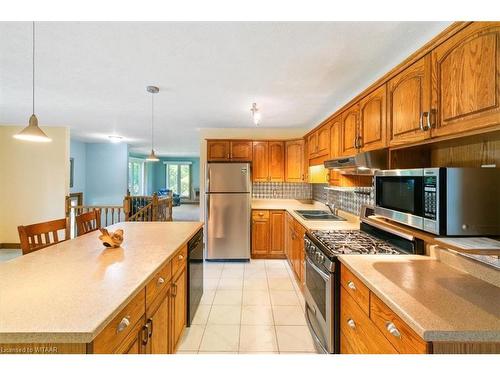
(75, 209, 101, 237)
(18, 218, 69, 255)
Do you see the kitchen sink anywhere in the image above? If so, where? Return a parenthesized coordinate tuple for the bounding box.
(294, 210, 346, 221)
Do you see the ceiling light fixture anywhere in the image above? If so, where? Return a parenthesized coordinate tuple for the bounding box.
(145, 86, 160, 162)
(108, 135, 123, 143)
(13, 22, 51, 143)
(250, 103, 261, 126)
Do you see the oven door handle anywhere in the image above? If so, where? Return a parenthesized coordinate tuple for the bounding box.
(305, 303, 328, 354)
(306, 256, 330, 281)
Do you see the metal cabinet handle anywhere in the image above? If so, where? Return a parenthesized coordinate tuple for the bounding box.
(357, 135, 362, 148)
(157, 277, 165, 285)
(419, 112, 425, 131)
(347, 281, 356, 290)
(178, 254, 184, 261)
(353, 137, 357, 149)
(347, 319, 356, 329)
(141, 324, 149, 345)
(258, 213, 264, 216)
(147, 318, 153, 338)
(425, 110, 433, 130)
(386, 322, 401, 338)
(227, 153, 230, 159)
(117, 316, 130, 333)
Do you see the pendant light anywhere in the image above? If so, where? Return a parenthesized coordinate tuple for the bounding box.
(145, 86, 160, 162)
(13, 22, 51, 142)
(250, 102, 261, 126)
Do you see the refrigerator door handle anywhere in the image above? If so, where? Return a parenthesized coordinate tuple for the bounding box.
(206, 194, 210, 220)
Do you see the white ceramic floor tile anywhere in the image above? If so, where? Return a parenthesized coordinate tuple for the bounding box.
(242, 290, 271, 306)
(199, 290, 216, 305)
(272, 305, 307, 326)
(204, 262, 225, 270)
(199, 324, 240, 352)
(266, 260, 286, 268)
(213, 290, 243, 305)
(221, 268, 245, 278)
(239, 325, 278, 352)
(275, 326, 317, 353)
(244, 268, 267, 279)
(177, 324, 206, 351)
(223, 262, 246, 269)
(266, 268, 290, 277)
(192, 304, 212, 325)
(241, 305, 274, 325)
(217, 277, 244, 290)
(245, 260, 266, 268)
(270, 290, 301, 306)
(204, 278, 221, 290)
(204, 268, 223, 278)
(207, 305, 242, 325)
(268, 277, 295, 291)
(243, 278, 269, 291)
(176, 350, 198, 354)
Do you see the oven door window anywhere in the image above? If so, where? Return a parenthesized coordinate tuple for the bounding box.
(376, 176, 423, 216)
(305, 259, 328, 321)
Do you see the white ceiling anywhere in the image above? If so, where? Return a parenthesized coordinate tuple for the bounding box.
(0, 21, 451, 156)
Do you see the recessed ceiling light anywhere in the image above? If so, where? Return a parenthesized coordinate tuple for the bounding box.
(108, 135, 123, 143)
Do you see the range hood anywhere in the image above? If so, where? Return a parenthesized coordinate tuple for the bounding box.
(324, 149, 388, 175)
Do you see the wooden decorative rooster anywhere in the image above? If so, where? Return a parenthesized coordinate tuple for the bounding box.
(99, 228, 124, 248)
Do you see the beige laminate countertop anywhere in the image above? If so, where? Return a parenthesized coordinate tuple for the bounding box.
(251, 199, 360, 231)
(0, 221, 203, 344)
(338, 255, 500, 342)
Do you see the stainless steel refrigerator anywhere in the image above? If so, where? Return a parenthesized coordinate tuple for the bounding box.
(205, 163, 251, 260)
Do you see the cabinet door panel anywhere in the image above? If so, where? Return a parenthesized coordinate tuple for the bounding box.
(231, 141, 253, 161)
(285, 140, 304, 182)
(252, 214, 270, 256)
(269, 141, 285, 182)
(308, 133, 318, 159)
(329, 115, 341, 159)
(269, 211, 285, 256)
(341, 105, 359, 156)
(252, 141, 269, 182)
(148, 292, 170, 354)
(432, 23, 500, 137)
(388, 56, 431, 146)
(207, 141, 230, 161)
(172, 268, 186, 352)
(316, 124, 330, 157)
(359, 85, 387, 151)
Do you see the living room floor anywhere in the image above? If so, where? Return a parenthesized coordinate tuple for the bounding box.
(172, 203, 200, 221)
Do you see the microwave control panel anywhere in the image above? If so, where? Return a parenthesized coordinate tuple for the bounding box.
(423, 175, 437, 220)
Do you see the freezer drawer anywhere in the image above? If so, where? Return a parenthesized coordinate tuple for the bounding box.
(205, 193, 250, 260)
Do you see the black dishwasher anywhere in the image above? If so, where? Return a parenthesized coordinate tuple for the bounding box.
(187, 229, 204, 326)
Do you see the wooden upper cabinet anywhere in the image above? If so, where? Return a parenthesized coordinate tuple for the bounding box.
(207, 140, 230, 161)
(341, 104, 360, 156)
(285, 139, 305, 182)
(307, 132, 318, 159)
(252, 141, 269, 182)
(388, 55, 432, 146)
(268, 141, 285, 182)
(230, 141, 253, 161)
(330, 115, 341, 158)
(316, 124, 330, 157)
(431, 22, 500, 138)
(359, 85, 387, 151)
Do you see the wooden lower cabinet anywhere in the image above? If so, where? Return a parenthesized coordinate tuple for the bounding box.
(284, 213, 306, 285)
(340, 264, 429, 354)
(91, 246, 187, 354)
(251, 210, 285, 259)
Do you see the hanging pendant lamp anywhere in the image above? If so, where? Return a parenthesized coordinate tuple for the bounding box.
(145, 86, 159, 162)
(14, 21, 51, 142)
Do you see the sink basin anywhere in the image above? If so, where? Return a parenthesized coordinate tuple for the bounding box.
(294, 210, 346, 221)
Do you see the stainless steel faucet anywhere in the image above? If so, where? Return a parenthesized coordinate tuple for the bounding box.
(325, 201, 338, 215)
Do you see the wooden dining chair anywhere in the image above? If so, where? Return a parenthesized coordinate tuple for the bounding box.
(18, 218, 70, 255)
(75, 209, 101, 237)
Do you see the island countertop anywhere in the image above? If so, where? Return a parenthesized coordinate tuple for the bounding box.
(338, 255, 500, 342)
(0, 221, 203, 344)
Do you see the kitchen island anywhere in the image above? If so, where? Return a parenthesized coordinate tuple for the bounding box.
(0, 221, 203, 354)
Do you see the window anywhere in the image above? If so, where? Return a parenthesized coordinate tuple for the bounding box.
(165, 162, 191, 198)
(128, 158, 145, 196)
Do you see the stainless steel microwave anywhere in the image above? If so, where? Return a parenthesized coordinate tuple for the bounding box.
(374, 168, 500, 235)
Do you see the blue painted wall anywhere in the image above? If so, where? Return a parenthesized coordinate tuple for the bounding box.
(85, 143, 129, 205)
(70, 139, 87, 199)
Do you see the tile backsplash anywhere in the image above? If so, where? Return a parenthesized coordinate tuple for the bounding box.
(313, 183, 374, 216)
(252, 182, 312, 199)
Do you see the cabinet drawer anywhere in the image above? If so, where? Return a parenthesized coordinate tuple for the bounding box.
(340, 287, 397, 354)
(370, 293, 429, 354)
(340, 264, 370, 315)
(146, 261, 172, 307)
(252, 210, 270, 220)
(172, 245, 187, 276)
(93, 290, 146, 354)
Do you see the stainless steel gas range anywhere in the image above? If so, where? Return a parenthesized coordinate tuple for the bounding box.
(303, 208, 424, 354)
